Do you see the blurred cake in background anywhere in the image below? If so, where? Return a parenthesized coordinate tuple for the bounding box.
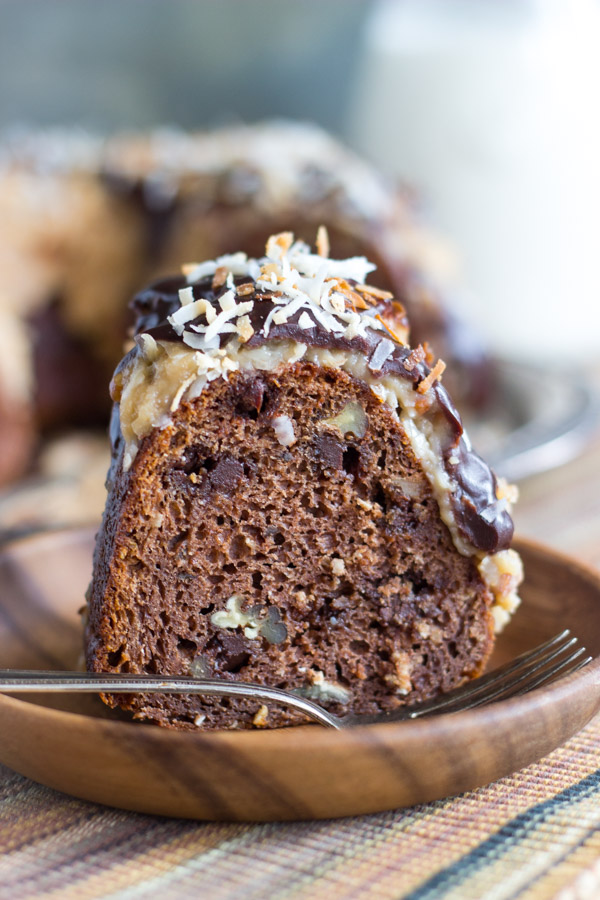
(0, 120, 492, 493)
(0, 307, 33, 485)
(0, 130, 147, 456)
(103, 121, 492, 409)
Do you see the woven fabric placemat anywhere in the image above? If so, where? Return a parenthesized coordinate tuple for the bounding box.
(2, 713, 600, 900)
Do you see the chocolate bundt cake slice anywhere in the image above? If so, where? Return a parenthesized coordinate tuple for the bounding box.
(85, 231, 521, 730)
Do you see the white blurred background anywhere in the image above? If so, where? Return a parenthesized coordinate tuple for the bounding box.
(349, 0, 600, 363)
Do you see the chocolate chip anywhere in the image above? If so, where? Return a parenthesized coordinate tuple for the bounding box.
(235, 377, 266, 417)
(207, 457, 244, 494)
(314, 432, 344, 470)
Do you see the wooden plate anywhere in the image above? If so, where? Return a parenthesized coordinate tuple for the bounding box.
(1, 528, 599, 821)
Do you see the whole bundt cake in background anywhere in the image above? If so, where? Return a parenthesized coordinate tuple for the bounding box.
(84, 231, 521, 731)
(0, 121, 492, 488)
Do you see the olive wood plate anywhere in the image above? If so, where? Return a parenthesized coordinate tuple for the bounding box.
(1, 527, 599, 822)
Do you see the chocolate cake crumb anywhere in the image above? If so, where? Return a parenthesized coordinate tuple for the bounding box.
(86, 363, 497, 730)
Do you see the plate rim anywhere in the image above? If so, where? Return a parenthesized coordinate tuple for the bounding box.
(474, 357, 600, 481)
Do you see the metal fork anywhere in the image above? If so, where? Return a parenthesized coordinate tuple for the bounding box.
(0, 630, 589, 730)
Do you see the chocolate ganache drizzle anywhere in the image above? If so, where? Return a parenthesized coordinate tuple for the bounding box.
(129, 269, 513, 555)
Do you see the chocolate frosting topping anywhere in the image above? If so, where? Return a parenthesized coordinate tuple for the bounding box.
(130, 275, 513, 554)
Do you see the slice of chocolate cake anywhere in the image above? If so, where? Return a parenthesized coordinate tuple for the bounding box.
(85, 231, 522, 730)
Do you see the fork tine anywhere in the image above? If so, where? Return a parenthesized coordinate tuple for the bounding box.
(568, 655, 593, 674)
(432, 636, 581, 714)
(461, 647, 590, 710)
(462, 630, 574, 694)
(424, 645, 588, 718)
(508, 648, 592, 698)
(406, 630, 574, 719)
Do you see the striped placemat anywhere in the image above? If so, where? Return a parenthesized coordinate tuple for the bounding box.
(1, 714, 600, 899)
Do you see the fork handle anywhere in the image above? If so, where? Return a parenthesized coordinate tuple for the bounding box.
(0, 670, 342, 729)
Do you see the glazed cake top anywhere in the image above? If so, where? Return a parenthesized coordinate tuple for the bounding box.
(112, 230, 515, 563)
(0, 121, 396, 224)
(136, 228, 407, 355)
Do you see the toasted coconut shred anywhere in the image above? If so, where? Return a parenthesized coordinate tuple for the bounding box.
(113, 230, 521, 630)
